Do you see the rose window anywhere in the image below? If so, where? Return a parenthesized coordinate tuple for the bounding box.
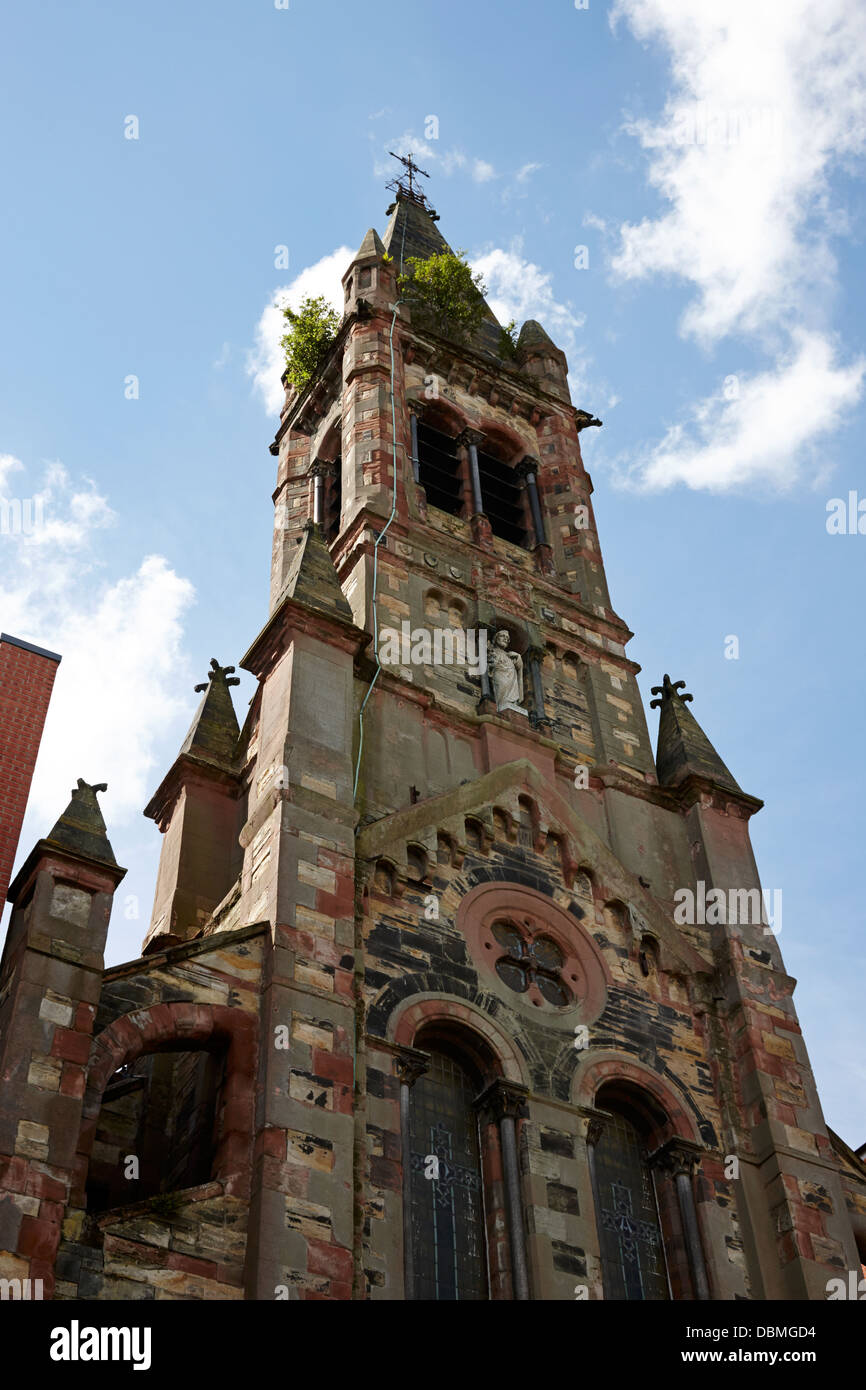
(491, 920, 571, 1007)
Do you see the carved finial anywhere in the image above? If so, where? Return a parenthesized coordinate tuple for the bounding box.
(194, 657, 240, 693)
(650, 673, 694, 709)
(71, 778, 107, 798)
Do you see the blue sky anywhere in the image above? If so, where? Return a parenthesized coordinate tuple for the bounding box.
(1, 0, 864, 1143)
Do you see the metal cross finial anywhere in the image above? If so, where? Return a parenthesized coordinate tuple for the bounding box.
(388, 150, 430, 198)
(386, 150, 436, 213)
(195, 657, 240, 693)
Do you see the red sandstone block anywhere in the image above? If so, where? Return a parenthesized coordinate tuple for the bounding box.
(51, 1028, 91, 1065)
(166, 1252, 218, 1278)
(146, 1004, 177, 1041)
(170, 1002, 201, 1036)
(369, 1156, 401, 1192)
(308, 1239, 353, 1283)
(329, 1280, 353, 1301)
(792, 1206, 825, 1237)
(74, 1002, 95, 1033)
(0, 1154, 29, 1194)
(334, 971, 353, 999)
(258, 1128, 287, 1160)
(221, 1100, 252, 1136)
(332, 1082, 354, 1113)
(17, 1215, 60, 1261)
(312, 1051, 353, 1085)
(60, 1063, 86, 1099)
(39, 1199, 64, 1224)
(25, 1170, 66, 1203)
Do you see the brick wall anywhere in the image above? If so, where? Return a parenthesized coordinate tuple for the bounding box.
(0, 633, 61, 908)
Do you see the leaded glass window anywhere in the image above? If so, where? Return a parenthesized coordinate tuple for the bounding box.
(594, 1111, 669, 1300)
(409, 1050, 487, 1300)
(491, 920, 571, 1006)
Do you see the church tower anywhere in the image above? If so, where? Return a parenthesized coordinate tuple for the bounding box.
(3, 164, 864, 1302)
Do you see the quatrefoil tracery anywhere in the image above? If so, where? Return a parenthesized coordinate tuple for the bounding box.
(491, 919, 571, 1007)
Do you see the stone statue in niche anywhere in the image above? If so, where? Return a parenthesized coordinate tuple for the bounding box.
(489, 629, 527, 715)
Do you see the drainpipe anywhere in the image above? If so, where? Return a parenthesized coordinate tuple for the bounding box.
(408, 403, 425, 484)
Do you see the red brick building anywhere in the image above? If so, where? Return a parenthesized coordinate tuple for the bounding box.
(1, 182, 864, 1301)
(0, 633, 61, 909)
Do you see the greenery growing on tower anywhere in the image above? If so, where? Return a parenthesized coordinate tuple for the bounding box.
(398, 250, 488, 344)
(279, 295, 341, 392)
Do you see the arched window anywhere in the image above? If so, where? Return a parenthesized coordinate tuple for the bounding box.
(417, 422, 465, 518)
(322, 458, 342, 543)
(408, 1047, 488, 1300)
(477, 446, 529, 547)
(591, 1094, 670, 1301)
(85, 1044, 227, 1213)
(406, 845, 428, 883)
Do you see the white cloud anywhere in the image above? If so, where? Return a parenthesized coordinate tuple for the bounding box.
(608, 0, 866, 490)
(471, 244, 586, 350)
(629, 331, 865, 493)
(247, 247, 353, 415)
(472, 159, 496, 183)
(516, 162, 543, 183)
(610, 0, 866, 343)
(0, 457, 195, 839)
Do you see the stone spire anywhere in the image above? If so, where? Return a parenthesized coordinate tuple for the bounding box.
(179, 658, 241, 769)
(277, 519, 354, 624)
(354, 226, 386, 261)
(516, 319, 571, 401)
(650, 674, 742, 795)
(382, 191, 451, 273)
(45, 777, 117, 866)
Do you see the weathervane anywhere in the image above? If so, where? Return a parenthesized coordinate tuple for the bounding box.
(387, 150, 435, 213)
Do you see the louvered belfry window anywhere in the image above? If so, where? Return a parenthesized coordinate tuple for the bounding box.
(409, 1049, 488, 1300)
(477, 449, 528, 547)
(416, 422, 464, 518)
(323, 459, 342, 543)
(594, 1110, 669, 1300)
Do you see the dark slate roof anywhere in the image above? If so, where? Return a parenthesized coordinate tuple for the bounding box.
(651, 675, 742, 794)
(383, 194, 453, 272)
(354, 226, 386, 261)
(45, 779, 117, 865)
(518, 320, 558, 353)
(383, 192, 504, 357)
(179, 659, 241, 768)
(280, 521, 355, 623)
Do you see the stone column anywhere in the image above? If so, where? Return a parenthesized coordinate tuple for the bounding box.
(476, 1078, 531, 1300)
(457, 428, 485, 517)
(516, 456, 554, 572)
(394, 1046, 430, 1300)
(516, 457, 546, 545)
(477, 628, 495, 709)
(310, 460, 329, 527)
(525, 645, 552, 730)
(651, 1138, 710, 1300)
